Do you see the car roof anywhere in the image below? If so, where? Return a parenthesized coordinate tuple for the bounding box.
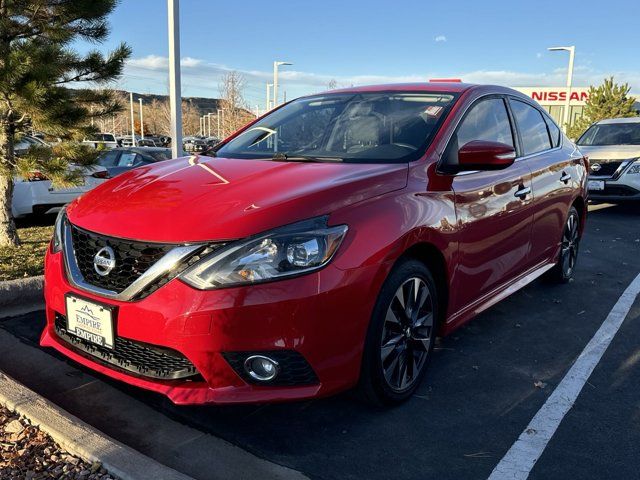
(116, 147, 169, 152)
(324, 82, 473, 94)
(595, 117, 640, 125)
(307, 82, 530, 101)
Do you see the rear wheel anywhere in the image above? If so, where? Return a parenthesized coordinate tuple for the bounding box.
(547, 206, 580, 283)
(358, 259, 438, 405)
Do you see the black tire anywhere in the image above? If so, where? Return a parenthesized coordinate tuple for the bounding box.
(358, 258, 438, 405)
(547, 206, 581, 284)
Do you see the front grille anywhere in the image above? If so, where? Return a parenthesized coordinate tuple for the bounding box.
(223, 351, 319, 386)
(70, 224, 174, 293)
(54, 313, 200, 380)
(590, 160, 622, 178)
(595, 185, 640, 197)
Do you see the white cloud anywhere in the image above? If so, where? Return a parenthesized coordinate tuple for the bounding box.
(120, 54, 640, 105)
(434, 35, 447, 43)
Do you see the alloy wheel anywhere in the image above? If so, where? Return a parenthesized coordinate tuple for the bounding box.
(381, 277, 434, 392)
(561, 212, 579, 277)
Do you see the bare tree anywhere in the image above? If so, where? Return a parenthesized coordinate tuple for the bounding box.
(218, 71, 254, 138)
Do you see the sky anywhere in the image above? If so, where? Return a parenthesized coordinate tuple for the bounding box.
(77, 0, 640, 108)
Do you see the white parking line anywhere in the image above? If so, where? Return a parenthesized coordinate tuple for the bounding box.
(489, 272, 640, 480)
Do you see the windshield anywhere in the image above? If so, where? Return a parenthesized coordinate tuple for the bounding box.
(216, 92, 458, 163)
(577, 122, 640, 146)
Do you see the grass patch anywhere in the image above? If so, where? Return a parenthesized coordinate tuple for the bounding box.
(0, 224, 53, 281)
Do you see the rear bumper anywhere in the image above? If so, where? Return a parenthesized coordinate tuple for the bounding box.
(42, 248, 382, 405)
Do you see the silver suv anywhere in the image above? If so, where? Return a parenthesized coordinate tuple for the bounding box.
(577, 117, 640, 201)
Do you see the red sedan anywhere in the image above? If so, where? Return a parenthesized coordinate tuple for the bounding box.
(41, 83, 587, 405)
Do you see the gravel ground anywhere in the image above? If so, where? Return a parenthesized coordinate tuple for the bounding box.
(0, 405, 116, 480)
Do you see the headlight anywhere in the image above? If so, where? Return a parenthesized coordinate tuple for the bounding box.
(180, 217, 348, 289)
(52, 207, 66, 253)
(626, 158, 640, 174)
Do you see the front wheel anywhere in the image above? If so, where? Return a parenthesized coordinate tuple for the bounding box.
(547, 206, 581, 283)
(358, 259, 438, 405)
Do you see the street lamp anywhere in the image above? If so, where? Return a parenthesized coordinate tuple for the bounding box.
(273, 61, 292, 107)
(266, 83, 273, 111)
(129, 92, 136, 146)
(167, 0, 183, 158)
(548, 46, 575, 132)
(138, 98, 144, 139)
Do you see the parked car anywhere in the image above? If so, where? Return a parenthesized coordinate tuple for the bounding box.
(183, 136, 207, 152)
(577, 117, 640, 201)
(42, 83, 587, 405)
(96, 147, 174, 177)
(82, 133, 118, 150)
(12, 165, 109, 218)
(14, 134, 48, 156)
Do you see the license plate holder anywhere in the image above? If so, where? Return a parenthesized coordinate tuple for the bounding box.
(65, 294, 115, 349)
(588, 180, 605, 191)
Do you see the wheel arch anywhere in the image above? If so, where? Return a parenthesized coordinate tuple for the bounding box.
(571, 195, 587, 237)
(397, 242, 450, 332)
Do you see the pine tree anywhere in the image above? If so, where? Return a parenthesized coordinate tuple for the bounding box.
(567, 77, 638, 140)
(0, 0, 131, 246)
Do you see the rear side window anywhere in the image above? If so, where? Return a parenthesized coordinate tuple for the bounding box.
(543, 115, 561, 148)
(510, 100, 552, 155)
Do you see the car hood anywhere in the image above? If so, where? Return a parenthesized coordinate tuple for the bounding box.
(578, 145, 640, 161)
(67, 155, 408, 242)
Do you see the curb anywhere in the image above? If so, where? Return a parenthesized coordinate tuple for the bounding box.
(0, 370, 195, 480)
(0, 276, 44, 313)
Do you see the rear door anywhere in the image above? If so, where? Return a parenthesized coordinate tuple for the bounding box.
(444, 96, 534, 310)
(508, 98, 575, 266)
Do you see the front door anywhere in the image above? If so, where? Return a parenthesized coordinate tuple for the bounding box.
(441, 96, 534, 312)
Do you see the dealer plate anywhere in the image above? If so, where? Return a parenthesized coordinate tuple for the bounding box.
(588, 180, 605, 191)
(65, 295, 115, 349)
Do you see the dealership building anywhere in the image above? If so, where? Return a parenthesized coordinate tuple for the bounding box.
(514, 86, 640, 128)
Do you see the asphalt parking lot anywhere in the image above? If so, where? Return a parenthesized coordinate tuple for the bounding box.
(1, 203, 639, 480)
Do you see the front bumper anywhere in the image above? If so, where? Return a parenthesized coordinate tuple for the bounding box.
(42, 248, 380, 405)
(588, 167, 640, 202)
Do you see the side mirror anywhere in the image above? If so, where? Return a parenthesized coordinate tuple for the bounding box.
(458, 140, 516, 171)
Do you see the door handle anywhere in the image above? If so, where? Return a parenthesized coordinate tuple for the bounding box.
(560, 172, 571, 184)
(514, 186, 531, 199)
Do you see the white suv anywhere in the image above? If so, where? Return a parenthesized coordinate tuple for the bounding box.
(577, 117, 640, 202)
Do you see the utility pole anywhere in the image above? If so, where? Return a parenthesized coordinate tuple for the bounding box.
(129, 92, 136, 146)
(138, 98, 144, 139)
(167, 0, 183, 157)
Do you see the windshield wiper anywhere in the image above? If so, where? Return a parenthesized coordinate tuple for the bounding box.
(271, 153, 343, 162)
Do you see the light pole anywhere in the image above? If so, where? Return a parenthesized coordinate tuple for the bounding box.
(273, 61, 292, 107)
(548, 46, 575, 132)
(266, 83, 273, 111)
(207, 113, 212, 137)
(217, 109, 221, 138)
(129, 92, 136, 146)
(138, 98, 144, 139)
(167, 0, 183, 158)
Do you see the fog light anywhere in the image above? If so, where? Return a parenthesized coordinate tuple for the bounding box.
(244, 355, 279, 381)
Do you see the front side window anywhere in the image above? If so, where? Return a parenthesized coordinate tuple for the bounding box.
(510, 100, 552, 155)
(442, 97, 514, 168)
(216, 92, 458, 163)
(577, 122, 640, 146)
(98, 150, 120, 167)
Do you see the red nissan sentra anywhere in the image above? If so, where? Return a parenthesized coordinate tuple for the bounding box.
(42, 83, 587, 405)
